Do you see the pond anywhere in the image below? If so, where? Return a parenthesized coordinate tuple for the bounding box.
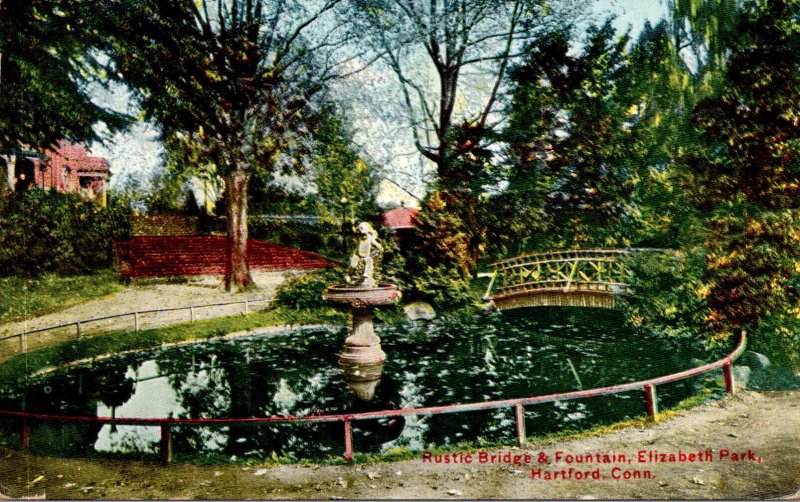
(0, 308, 710, 461)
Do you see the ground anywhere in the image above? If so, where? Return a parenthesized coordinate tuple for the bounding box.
(0, 391, 798, 499)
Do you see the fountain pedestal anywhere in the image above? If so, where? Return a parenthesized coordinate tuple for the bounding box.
(324, 285, 400, 367)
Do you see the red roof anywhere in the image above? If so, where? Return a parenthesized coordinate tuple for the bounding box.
(381, 207, 419, 229)
(45, 140, 110, 174)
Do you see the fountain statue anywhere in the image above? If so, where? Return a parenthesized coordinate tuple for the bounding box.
(324, 221, 400, 400)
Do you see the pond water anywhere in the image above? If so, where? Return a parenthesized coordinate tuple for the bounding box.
(0, 308, 710, 461)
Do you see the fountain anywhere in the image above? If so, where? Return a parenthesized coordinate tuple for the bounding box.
(323, 222, 400, 399)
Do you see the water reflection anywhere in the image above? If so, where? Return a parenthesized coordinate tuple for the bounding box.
(0, 308, 707, 460)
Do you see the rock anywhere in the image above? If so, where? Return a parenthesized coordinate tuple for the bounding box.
(691, 476, 705, 485)
(447, 489, 463, 496)
(404, 302, 436, 321)
(734, 365, 752, 387)
(254, 469, 268, 476)
(690, 358, 707, 368)
(740, 351, 770, 370)
(366, 472, 381, 480)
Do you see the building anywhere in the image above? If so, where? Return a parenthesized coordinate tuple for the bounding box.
(0, 140, 110, 205)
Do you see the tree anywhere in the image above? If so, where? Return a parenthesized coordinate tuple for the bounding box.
(683, 0, 800, 368)
(346, 0, 590, 185)
(504, 19, 701, 250)
(0, 0, 127, 150)
(94, 0, 356, 291)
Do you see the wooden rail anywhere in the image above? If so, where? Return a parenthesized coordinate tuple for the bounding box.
(0, 331, 746, 463)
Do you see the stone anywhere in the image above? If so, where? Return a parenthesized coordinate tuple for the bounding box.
(404, 301, 436, 321)
(733, 365, 751, 387)
(740, 351, 770, 370)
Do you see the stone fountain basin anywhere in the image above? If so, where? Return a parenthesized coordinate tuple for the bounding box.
(323, 284, 401, 306)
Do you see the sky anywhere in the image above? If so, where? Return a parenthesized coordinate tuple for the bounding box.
(88, 0, 670, 209)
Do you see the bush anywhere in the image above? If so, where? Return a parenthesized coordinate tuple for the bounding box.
(0, 189, 132, 276)
(273, 268, 344, 311)
(617, 249, 709, 342)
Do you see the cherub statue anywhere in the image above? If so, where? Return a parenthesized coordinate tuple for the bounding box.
(346, 222, 383, 287)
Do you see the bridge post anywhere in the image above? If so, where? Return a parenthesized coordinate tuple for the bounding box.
(643, 384, 658, 421)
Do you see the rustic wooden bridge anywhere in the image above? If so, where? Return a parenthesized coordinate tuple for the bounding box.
(482, 249, 662, 311)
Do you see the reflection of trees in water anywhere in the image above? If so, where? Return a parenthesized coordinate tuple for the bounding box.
(154, 333, 359, 458)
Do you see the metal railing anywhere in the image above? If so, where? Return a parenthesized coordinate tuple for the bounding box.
(0, 331, 746, 464)
(0, 297, 273, 355)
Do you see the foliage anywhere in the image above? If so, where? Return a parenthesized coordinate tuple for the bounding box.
(0, 0, 129, 150)
(505, 19, 701, 251)
(0, 269, 124, 322)
(274, 269, 345, 311)
(309, 110, 381, 228)
(617, 250, 710, 341)
(0, 189, 132, 277)
(682, 0, 800, 369)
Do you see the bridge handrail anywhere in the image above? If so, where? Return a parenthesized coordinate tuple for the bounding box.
(0, 331, 746, 463)
(489, 248, 671, 268)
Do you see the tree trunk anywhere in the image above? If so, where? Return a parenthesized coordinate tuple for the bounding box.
(224, 168, 253, 291)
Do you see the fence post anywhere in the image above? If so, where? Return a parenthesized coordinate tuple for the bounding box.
(76, 322, 81, 340)
(160, 424, 172, 464)
(134, 312, 139, 332)
(643, 383, 658, 421)
(343, 420, 353, 461)
(21, 418, 29, 448)
(244, 300, 249, 314)
(723, 362, 735, 394)
(190, 306, 195, 323)
(515, 403, 526, 446)
(18, 334, 25, 354)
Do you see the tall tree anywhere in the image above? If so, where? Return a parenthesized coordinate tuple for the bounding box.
(95, 0, 355, 291)
(503, 19, 702, 251)
(0, 0, 127, 151)
(346, 0, 589, 185)
(684, 0, 800, 368)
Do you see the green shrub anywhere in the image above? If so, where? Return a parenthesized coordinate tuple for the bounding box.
(274, 268, 344, 311)
(0, 189, 133, 276)
(617, 249, 709, 342)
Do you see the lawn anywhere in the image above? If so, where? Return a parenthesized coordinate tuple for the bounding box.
(0, 269, 125, 323)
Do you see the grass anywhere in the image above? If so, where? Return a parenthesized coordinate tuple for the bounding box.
(0, 305, 347, 385)
(0, 269, 125, 323)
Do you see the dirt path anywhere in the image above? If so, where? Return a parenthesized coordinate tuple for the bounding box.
(0, 390, 798, 499)
(0, 271, 294, 359)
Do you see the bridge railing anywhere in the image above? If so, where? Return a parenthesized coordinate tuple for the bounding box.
(483, 248, 668, 301)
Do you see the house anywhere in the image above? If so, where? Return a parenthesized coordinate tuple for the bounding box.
(0, 140, 110, 206)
